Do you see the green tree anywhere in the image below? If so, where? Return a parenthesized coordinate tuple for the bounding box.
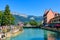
(29, 20, 37, 26)
(38, 21, 43, 27)
(2, 5, 15, 26)
(24, 22, 28, 25)
(0, 11, 3, 26)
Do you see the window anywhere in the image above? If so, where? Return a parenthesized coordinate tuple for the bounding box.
(59, 19, 60, 21)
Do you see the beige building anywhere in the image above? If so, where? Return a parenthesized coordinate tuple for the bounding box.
(50, 14, 60, 23)
(43, 9, 60, 26)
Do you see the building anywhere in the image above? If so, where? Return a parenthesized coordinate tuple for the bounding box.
(43, 9, 60, 26)
(18, 22, 24, 27)
(49, 14, 60, 27)
(18, 22, 24, 31)
(50, 14, 60, 23)
(43, 9, 55, 26)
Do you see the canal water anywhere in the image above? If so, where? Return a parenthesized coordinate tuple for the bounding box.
(9, 28, 60, 40)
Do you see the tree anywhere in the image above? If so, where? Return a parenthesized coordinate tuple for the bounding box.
(39, 21, 43, 27)
(0, 11, 3, 26)
(24, 22, 28, 25)
(1, 5, 15, 26)
(29, 20, 37, 26)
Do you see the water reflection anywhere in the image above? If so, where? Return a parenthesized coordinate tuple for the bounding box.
(44, 30, 60, 40)
(5, 28, 60, 40)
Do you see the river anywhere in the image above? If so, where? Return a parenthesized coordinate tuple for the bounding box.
(8, 28, 60, 40)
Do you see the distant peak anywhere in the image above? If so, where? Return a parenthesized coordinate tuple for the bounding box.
(30, 17, 35, 20)
(12, 12, 28, 18)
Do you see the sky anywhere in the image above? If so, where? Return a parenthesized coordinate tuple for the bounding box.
(0, 0, 60, 16)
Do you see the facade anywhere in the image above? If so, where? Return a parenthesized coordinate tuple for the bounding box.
(43, 9, 55, 26)
(18, 22, 24, 27)
(50, 14, 60, 23)
(49, 14, 60, 27)
(43, 9, 60, 26)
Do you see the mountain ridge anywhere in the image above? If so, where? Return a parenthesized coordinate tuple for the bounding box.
(12, 12, 43, 24)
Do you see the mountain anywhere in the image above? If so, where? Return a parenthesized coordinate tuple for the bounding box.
(12, 12, 43, 24)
